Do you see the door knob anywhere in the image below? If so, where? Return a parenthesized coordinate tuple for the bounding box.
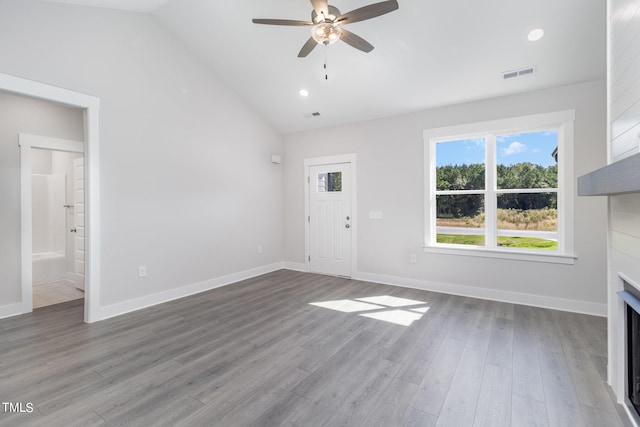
(70, 228, 77, 233)
(345, 224, 351, 229)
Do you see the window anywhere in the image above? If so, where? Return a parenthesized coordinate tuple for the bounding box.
(424, 111, 575, 264)
(317, 172, 342, 192)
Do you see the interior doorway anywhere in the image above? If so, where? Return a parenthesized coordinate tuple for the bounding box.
(27, 142, 85, 308)
(1, 72, 101, 323)
(20, 136, 85, 309)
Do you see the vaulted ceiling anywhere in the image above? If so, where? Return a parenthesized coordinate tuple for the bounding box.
(43, 0, 606, 134)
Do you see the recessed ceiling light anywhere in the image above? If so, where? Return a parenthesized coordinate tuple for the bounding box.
(527, 28, 545, 42)
(299, 89, 309, 97)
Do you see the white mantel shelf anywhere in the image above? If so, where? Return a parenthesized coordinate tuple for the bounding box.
(578, 152, 640, 196)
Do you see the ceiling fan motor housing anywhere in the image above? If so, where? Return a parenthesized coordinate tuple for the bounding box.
(311, 5, 341, 23)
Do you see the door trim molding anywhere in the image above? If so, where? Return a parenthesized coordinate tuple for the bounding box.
(304, 154, 357, 277)
(1, 73, 101, 323)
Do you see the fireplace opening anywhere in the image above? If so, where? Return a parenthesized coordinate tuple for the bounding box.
(629, 304, 640, 417)
(620, 286, 640, 420)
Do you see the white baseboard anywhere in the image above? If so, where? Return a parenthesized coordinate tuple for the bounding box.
(282, 261, 307, 272)
(96, 263, 283, 321)
(0, 302, 28, 320)
(353, 271, 607, 317)
(2, 262, 604, 322)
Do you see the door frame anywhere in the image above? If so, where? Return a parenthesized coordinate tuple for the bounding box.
(1, 73, 101, 323)
(304, 154, 357, 277)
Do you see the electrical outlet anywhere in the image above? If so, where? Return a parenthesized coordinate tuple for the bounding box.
(257, 245, 263, 254)
(138, 265, 147, 278)
(410, 254, 417, 264)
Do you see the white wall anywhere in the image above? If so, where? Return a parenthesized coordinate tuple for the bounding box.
(0, 0, 283, 315)
(284, 80, 608, 314)
(30, 149, 83, 271)
(32, 172, 66, 257)
(607, 0, 640, 413)
(32, 149, 53, 175)
(0, 91, 84, 305)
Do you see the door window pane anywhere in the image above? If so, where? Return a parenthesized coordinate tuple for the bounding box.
(318, 172, 342, 192)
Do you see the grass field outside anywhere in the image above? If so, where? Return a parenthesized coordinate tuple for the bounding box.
(436, 234, 558, 250)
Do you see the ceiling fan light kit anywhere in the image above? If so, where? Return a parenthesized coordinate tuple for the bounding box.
(312, 22, 342, 45)
(252, 0, 399, 57)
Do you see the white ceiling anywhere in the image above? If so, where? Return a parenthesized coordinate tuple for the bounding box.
(42, 0, 170, 13)
(44, 0, 606, 134)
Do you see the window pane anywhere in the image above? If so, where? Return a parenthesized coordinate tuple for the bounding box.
(436, 194, 485, 247)
(496, 130, 558, 189)
(318, 172, 342, 192)
(436, 138, 486, 190)
(496, 193, 557, 251)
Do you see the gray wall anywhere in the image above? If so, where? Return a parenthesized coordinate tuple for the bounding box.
(0, 91, 84, 304)
(283, 80, 608, 314)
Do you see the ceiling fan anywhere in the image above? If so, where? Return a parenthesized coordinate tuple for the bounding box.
(252, 0, 399, 57)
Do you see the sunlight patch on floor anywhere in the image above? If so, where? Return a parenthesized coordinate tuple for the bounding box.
(310, 299, 382, 313)
(355, 295, 424, 307)
(309, 295, 430, 326)
(360, 309, 424, 326)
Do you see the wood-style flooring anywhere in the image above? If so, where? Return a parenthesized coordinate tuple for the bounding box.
(0, 270, 629, 426)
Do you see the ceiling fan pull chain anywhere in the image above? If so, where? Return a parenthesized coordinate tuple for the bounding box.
(324, 45, 329, 80)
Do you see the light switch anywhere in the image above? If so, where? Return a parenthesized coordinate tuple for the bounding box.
(369, 211, 383, 220)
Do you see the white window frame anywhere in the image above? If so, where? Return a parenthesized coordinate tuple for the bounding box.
(423, 110, 576, 265)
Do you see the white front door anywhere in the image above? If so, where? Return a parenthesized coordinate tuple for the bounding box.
(309, 163, 352, 277)
(73, 157, 85, 290)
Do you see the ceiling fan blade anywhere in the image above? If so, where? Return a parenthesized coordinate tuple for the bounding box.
(339, 29, 374, 53)
(252, 18, 313, 26)
(310, 0, 329, 18)
(337, 0, 399, 24)
(298, 37, 319, 57)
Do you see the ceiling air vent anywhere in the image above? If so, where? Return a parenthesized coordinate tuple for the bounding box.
(503, 66, 535, 80)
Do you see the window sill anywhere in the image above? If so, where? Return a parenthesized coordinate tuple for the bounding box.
(422, 244, 576, 265)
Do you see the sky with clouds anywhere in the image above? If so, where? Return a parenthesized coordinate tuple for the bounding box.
(436, 130, 558, 167)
